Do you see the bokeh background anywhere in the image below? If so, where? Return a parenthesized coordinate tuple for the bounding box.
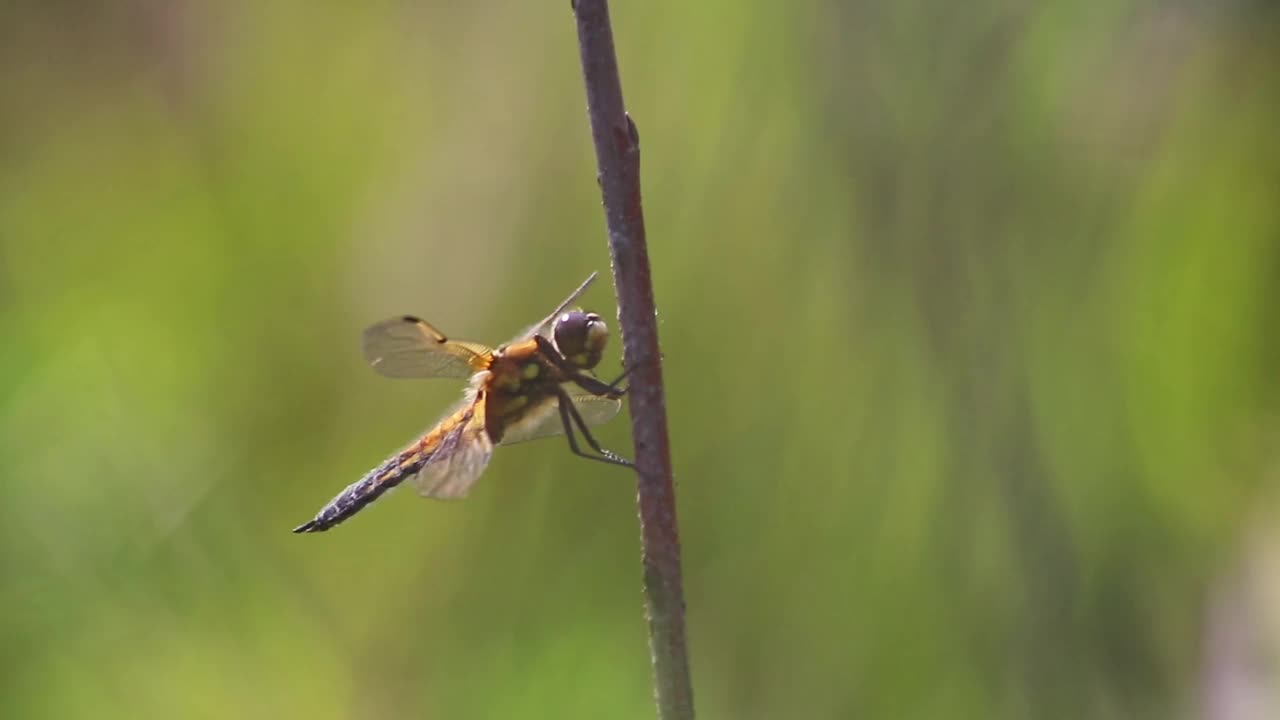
(3, 1, 1279, 718)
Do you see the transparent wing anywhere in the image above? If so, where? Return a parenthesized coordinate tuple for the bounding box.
(511, 272, 599, 343)
(407, 399, 495, 499)
(499, 388, 623, 446)
(362, 316, 493, 379)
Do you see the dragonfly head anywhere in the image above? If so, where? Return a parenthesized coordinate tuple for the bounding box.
(553, 310, 608, 370)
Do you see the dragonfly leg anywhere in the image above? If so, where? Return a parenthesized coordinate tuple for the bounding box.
(557, 389, 634, 468)
(602, 366, 631, 393)
(533, 335, 627, 399)
(571, 373, 626, 400)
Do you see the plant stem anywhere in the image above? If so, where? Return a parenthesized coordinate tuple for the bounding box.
(570, 2, 695, 718)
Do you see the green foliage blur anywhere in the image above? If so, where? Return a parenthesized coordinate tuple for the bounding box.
(3, 1, 1279, 718)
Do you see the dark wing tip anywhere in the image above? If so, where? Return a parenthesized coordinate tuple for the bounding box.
(400, 314, 423, 323)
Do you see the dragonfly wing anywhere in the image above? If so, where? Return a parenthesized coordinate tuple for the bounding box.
(499, 389, 622, 446)
(363, 316, 493, 379)
(408, 401, 495, 499)
(513, 272, 599, 342)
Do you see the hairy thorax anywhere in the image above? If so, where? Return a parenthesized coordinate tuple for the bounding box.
(480, 340, 567, 443)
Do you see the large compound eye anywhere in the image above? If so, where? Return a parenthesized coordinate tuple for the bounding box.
(553, 311, 608, 369)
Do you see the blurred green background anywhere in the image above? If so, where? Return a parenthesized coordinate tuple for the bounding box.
(3, 1, 1279, 718)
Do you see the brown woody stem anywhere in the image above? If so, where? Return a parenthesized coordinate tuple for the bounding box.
(570, 2, 695, 718)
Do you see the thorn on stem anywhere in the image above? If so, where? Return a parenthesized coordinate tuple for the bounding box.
(613, 114, 641, 154)
(625, 113, 640, 147)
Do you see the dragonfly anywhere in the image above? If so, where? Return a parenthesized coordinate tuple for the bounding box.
(293, 273, 631, 534)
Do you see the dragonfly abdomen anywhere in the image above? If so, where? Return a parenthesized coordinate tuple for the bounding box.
(292, 453, 422, 533)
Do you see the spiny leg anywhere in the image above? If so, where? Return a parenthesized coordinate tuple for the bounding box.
(556, 390, 634, 468)
(602, 365, 631, 393)
(571, 372, 627, 399)
(532, 335, 627, 399)
(565, 362, 630, 399)
(554, 397, 612, 466)
(566, 399, 633, 466)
